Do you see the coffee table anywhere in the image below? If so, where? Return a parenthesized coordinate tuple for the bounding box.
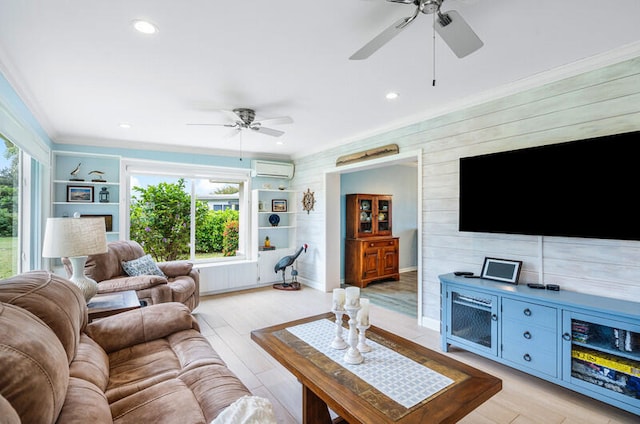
(87, 290, 141, 322)
(251, 313, 501, 424)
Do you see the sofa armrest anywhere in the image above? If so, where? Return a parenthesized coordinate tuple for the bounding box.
(97, 275, 168, 293)
(157, 261, 193, 278)
(85, 302, 199, 353)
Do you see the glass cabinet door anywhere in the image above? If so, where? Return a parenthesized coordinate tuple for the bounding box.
(562, 311, 640, 408)
(446, 287, 499, 356)
(376, 196, 391, 235)
(357, 197, 374, 236)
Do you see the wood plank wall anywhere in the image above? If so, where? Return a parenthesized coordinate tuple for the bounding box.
(292, 55, 640, 324)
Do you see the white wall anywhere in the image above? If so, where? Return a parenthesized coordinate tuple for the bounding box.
(291, 54, 640, 327)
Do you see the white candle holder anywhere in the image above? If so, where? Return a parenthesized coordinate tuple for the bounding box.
(330, 308, 348, 350)
(343, 305, 364, 364)
(357, 324, 372, 353)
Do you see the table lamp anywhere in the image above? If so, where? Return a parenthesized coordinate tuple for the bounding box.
(42, 217, 108, 302)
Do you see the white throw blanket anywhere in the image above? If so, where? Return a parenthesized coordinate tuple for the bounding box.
(211, 396, 277, 424)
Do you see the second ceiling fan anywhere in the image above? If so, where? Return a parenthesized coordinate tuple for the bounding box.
(188, 108, 293, 138)
(350, 0, 483, 60)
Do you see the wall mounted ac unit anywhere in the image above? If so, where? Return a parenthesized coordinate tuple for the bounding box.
(251, 160, 294, 179)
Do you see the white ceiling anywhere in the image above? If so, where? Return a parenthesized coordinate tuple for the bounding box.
(1, 0, 640, 160)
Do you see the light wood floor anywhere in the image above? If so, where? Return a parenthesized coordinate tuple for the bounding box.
(193, 285, 638, 424)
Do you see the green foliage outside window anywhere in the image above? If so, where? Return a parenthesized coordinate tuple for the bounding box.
(195, 208, 239, 253)
(0, 140, 18, 238)
(130, 178, 239, 262)
(222, 220, 239, 256)
(130, 179, 196, 262)
(0, 138, 18, 279)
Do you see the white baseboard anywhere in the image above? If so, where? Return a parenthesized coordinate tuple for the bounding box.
(421, 316, 440, 332)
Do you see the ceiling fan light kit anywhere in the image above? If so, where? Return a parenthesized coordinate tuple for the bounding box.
(350, 0, 483, 60)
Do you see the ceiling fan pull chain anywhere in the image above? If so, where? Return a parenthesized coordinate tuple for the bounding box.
(432, 13, 436, 86)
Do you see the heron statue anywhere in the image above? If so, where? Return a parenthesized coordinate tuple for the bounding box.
(274, 244, 307, 290)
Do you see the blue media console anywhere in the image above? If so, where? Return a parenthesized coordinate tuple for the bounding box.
(439, 273, 640, 416)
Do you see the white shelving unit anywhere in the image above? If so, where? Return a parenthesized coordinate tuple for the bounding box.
(52, 151, 121, 241)
(251, 189, 297, 285)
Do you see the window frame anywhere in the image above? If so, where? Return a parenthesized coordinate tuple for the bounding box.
(1, 94, 51, 274)
(122, 159, 251, 263)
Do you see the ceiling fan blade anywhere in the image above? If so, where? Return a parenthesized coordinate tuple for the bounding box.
(349, 15, 417, 60)
(186, 123, 237, 128)
(434, 10, 483, 58)
(257, 116, 294, 126)
(252, 126, 285, 137)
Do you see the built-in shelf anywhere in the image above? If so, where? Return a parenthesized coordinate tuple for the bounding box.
(52, 151, 122, 241)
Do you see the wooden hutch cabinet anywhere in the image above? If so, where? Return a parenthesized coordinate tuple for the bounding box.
(345, 194, 399, 288)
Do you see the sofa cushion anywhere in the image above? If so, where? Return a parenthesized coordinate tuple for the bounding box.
(97, 275, 168, 293)
(85, 303, 198, 353)
(70, 334, 110, 391)
(109, 379, 206, 424)
(122, 254, 166, 277)
(0, 271, 86, 364)
(57, 377, 113, 424)
(0, 302, 70, 424)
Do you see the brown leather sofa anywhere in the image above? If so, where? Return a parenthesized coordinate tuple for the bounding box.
(63, 240, 200, 311)
(0, 271, 252, 423)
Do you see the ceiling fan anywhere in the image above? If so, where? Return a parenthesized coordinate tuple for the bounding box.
(350, 0, 483, 60)
(188, 108, 293, 137)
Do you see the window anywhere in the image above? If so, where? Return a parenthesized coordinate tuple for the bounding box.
(0, 136, 19, 277)
(123, 160, 250, 263)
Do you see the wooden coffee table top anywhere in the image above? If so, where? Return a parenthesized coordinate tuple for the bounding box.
(251, 313, 501, 424)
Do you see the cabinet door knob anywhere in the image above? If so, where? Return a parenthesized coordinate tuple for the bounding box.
(523, 331, 532, 339)
(523, 308, 532, 316)
(562, 332, 572, 341)
(491, 314, 498, 321)
(370, 243, 374, 247)
(523, 353, 532, 362)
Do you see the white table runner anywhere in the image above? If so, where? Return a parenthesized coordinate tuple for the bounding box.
(286, 319, 454, 409)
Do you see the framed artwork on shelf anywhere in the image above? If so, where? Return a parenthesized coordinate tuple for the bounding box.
(272, 199, 287, 212)
(67, 185, 94, 203)
(81, 214, 113, 232)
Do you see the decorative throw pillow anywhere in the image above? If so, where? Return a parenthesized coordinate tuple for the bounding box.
(122, 254, 166, 277)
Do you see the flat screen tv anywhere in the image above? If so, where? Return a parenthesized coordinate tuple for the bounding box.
(458, 130, 640, 241)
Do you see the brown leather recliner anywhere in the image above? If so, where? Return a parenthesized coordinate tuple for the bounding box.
(63, 240, 199, 310)
(0, 271, 253, 423)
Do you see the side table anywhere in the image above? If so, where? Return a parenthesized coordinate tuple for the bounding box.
(87, 290, 141, 322)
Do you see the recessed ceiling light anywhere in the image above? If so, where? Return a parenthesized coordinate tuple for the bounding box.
(385, 92, 399, 100)
(276, 141, 284, 145)
(119, 123, 131, 129)
(132, 19, 158, 35)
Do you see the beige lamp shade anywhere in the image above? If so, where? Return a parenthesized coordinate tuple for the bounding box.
(42, 217, 108, 258)
(42, 217, 108, 302)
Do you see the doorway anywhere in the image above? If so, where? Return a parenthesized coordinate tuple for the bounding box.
(323, 149, 423, 324)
